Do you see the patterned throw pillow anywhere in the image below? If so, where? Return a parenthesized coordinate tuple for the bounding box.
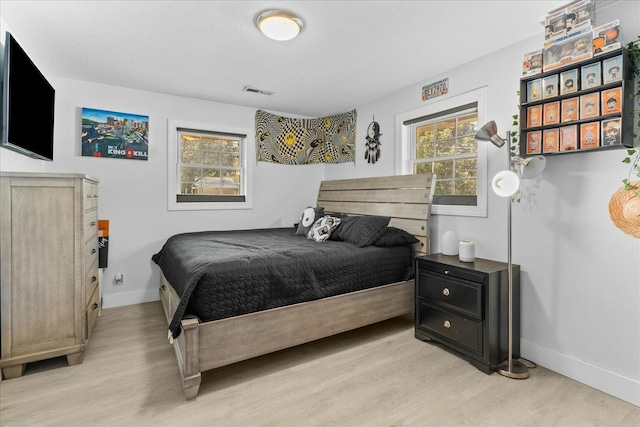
(308, 216, 342, 242)
(295, 206, 325, 236)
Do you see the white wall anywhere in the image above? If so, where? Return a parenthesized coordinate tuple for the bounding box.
(325, 0, 640, 407)
(1, 2, 638, 407)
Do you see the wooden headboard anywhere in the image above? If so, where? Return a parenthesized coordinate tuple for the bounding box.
(316, 173, 435, 255)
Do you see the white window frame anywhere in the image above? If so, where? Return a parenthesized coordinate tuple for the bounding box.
(167, 119, 254, 211)
(395, 86, 488, 217)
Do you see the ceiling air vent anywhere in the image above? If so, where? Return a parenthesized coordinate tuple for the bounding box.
(243, 86, 274, 96)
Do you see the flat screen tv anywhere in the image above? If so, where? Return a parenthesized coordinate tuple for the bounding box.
(1, 32, 55, 161)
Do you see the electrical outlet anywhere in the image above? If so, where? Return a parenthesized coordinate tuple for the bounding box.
(114, 273, 124, 285)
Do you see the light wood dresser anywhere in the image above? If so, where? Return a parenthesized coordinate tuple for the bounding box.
(0, 172, 100, 379)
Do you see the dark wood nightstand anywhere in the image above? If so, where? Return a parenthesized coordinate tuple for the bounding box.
(415, 253, 520, 374)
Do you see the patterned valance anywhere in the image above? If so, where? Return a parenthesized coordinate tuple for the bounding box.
(255, 109, 356, 165)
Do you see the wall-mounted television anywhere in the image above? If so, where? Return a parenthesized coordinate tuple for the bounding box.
(1, 31, 55, 161)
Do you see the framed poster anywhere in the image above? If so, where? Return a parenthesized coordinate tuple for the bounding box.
(527, 105, 542, 128)
(526, 131, 542, 154)
(602, 55, 623, 84)
(527, 79, 542, 102)
(81, 108, 149, 160)
(580, 122, 600, 149)
(543, 101, 560, 125)
(581, 62, 601, 89)
(579, 93, 600, 119)
(560, 125, 578, 151)
(543, 128, 559, 153)
(601, 117, 622, 146)
(561, 97, 579, 122)
(560, 69, 579, 95)
(601, 88, 622, 115)
(542, 74, 559, 99)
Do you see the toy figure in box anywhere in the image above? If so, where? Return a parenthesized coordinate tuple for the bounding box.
(601, 118, 621, 146)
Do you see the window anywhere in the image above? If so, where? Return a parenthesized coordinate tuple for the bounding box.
(168, 121, 253, 210)
(396, 87, 488, 217)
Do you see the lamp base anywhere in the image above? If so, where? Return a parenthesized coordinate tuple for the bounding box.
(497, 359, 530, 379)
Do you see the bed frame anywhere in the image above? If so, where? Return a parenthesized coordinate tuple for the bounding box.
(158, 173, 435, 400)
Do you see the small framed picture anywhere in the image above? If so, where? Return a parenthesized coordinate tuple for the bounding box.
(602, 55, 623, 84)
(561, 97, 579, 122)
(560, 69, 579, 95)
(543, 128, 559, 153)
(527, 105, 543, 128)
(543, 101, 560, 125)
(560, 125, 578, 151)
(580, 93, 600, 119)
(601, 87, 622, 115)
(526, 131, 542, 154)
(527, 79, 542, 102)
(601, 117, 622, 146)
(580, 122, 600, 149)
(542, 74, 559, 99)
(581, 62, 601, 89)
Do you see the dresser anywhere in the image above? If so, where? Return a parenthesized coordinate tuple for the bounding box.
(415, 253, 520, 373)
(0, 172, 100, 379)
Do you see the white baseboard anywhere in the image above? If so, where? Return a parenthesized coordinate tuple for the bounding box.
(522, 339, 640, 407)
(102, 289, 159, 309)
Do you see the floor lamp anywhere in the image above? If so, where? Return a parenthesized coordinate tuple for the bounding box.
(475, 120, 545, 379)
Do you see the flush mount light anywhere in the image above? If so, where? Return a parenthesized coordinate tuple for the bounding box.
(255, 9, 304, 41)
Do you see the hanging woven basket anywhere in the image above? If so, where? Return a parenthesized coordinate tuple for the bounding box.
(609, 181, 640, 239)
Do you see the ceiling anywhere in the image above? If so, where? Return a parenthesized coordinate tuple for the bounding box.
(1, 0, 569, 117)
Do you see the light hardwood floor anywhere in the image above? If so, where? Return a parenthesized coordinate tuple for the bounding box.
(1, 301, 638, 427)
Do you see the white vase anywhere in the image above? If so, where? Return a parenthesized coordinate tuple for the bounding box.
(459, 240, 475, 262)
(441, 230, 459, 255)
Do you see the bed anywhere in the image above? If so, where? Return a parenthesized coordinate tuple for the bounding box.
(153, 173, 435, 400)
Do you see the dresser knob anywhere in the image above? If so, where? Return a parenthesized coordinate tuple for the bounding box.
(91, 248, 97, 254)
(442, 288, 450, 296)
(90, 221, 96, 226)
(92, 303, 99, 310)
(444, 270, 450, 275)
(444, 320, 451, 329)
(91, 276, 97, 283)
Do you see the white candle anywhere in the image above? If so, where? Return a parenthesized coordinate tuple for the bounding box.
(459, 240, 475, 262)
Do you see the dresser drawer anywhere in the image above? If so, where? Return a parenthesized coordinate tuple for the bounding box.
(86, 285, 100, 339)
(84, 209, 98, 242)
(84, 180, 98, 211)
(85, 260, 99, 307)
(84, 237, 99, 269)
(418, 271, 483, 319)
(417, 300, 482, 354)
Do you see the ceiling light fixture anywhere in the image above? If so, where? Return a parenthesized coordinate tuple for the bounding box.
(255, 9, 304, 41)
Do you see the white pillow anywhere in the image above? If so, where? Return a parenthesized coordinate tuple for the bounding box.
(307, 216, 342, 242)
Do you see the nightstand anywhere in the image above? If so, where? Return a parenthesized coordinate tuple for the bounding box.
(415, 253, 520, 374)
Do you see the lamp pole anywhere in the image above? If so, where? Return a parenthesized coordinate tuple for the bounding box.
(497, 131, 529, 379)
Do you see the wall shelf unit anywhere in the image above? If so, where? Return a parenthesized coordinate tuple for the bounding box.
(519, 47, 633, 156)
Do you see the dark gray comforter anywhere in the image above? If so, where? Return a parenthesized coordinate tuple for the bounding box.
(152, 227, 414, 338)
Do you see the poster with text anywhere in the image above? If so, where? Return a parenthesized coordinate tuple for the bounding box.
(82, 108, 149, 160)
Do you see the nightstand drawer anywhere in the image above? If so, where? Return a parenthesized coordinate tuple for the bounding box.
(418, 271, 482, 319)
(416, 258, 485, 284)
(418, 300, 482, 354)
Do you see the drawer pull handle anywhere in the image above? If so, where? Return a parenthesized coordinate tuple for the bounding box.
(444, 320, 451, 329)
(444, 270, 450, 275)
(90, 221, 96, 226)
(91, 276, 97, 283)
(92, 303, 99, 310)
(161, 285, 166, 291)
(442, 288, 450, 296)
